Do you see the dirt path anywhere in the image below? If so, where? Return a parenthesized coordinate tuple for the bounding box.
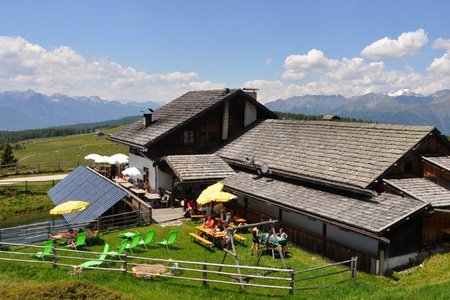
(0, 174, 68, 185)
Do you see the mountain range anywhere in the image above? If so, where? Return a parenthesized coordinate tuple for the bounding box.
(0, 90, 161, 131)
(265, 89, 450, 134)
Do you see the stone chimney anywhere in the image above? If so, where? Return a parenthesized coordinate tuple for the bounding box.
(142, 112, 152, 128)
(242, 88, 258, 99)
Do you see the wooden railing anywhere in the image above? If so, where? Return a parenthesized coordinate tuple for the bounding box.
(0, 241, 357, 295)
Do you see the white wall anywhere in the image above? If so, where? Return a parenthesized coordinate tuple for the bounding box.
(384, 253, 418, 271)
(248, 198, 278, 218)
(244, 101, 257, 127)
(282, 211, 323, 235)
(157, 168, 173, 191)
(128, 153, 156, 189)
(327, 224, 379, 256)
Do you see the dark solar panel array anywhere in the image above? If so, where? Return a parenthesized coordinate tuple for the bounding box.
(48, 166, 127, 224)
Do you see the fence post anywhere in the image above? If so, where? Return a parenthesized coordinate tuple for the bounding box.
(52, 246, 57, 268)
(97, 218, 101, 232)
(351, 257, 358, 279)
(203, 260, 207, 286)
(122, 254, 128, 274)
(25, 180, 28, 192)
(15, 162, 19, 174)
(290, 268, 295, 295)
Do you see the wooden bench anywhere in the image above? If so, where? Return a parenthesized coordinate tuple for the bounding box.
(189, 232, 213, 248)
(233, 233, 247, 245)
(190, 214, 206, 221)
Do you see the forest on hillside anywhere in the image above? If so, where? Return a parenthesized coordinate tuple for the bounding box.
(0, 115, 140, 145)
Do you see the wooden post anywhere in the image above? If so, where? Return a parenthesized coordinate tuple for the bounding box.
(97, 218, 101, 232)
(202, 260, 207, 286)
(15, 162, 19, 174)
(122, 254, 128, 274)
(25, 180, 28, 192)
(52, 246, 57, 268)
(290, 268, 295, 295)
(37, 162, 40, 173)
(351, 256, 358, 279)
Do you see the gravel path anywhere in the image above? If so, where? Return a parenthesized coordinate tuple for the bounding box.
(0, 174, 68, 185)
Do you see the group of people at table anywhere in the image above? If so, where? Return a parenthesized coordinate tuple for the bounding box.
(186, 199, 289, 255)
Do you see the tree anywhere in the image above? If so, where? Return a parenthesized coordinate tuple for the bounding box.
(1, 143, 18, 165)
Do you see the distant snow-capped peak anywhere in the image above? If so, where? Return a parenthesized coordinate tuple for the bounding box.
(387, 89, 422, 97)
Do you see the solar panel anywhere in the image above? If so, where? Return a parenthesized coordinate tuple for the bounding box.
(48, 166, 128, 224)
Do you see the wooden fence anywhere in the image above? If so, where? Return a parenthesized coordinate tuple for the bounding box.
(0, 210, 148, 244)
(0, 241, 357, 295)
(0, 180, 58, 193)
(0, 160, 84, 177)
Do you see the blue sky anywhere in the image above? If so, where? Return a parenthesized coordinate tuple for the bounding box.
(0, 0, 449, 102)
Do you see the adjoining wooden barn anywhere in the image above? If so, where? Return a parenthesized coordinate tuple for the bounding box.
(109, 88, 450, 274)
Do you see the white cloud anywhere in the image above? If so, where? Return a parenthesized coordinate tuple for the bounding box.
(0, 36, 221, 102)
(265, 58, 273, 65)
(432, 38, 450, 50)
(428, 53, 450, 76)
(361, 29, 428, 60)
(250, 46, 450, 102)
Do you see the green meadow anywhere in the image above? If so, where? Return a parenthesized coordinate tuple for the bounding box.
(0, 221, 449, 299)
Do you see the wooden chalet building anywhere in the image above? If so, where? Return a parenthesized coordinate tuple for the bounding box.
(109, 88, 450, 274)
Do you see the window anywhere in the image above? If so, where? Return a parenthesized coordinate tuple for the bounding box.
(183, 130, 195, 144)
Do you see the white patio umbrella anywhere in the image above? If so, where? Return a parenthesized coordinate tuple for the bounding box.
(94, 155, 112, 164)
(109, 153, 129, 164)
(84, 153, 103, 161)
(122, 166, 142, 177)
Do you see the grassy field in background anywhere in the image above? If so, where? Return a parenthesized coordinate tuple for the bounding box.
(0, 221, 449, 299)
(14, 126, 127, 166)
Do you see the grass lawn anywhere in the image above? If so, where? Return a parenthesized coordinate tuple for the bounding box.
(1, 126, 127, 176)
(0, 221, 449, 299)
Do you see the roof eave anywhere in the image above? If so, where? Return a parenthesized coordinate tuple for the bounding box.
(107, 134, 148, 152)
(221, 158, 377, 197)
(222, 184, 390, 243)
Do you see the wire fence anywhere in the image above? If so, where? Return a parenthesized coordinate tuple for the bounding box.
(0, 240, 357, 295)
(0, 180, 58, 193)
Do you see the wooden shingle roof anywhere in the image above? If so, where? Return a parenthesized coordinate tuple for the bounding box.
(384, 177, 450, 208)
(109, 89, 261, 149)
(217, 120, 434, 190)
(222, 172, 428, 234)
(163, 154, 235, 182)
(422, 155, 450, 173)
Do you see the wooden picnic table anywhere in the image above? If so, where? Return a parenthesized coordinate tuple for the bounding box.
(195, 225, 225, 242)
(130, 188, 146, 195)
(114, 177, 128, 184)
(120, 182, 134, 189)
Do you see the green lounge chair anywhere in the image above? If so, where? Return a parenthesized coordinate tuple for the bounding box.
(156, 230, 179, 251)
(106, 239, 128, 260)
(125, 233, 141, 254)
(138, 229, 155, 250)
(33, 240, 54, 261)
(79, 243, 109, 269)
(67, 232, 88, 250)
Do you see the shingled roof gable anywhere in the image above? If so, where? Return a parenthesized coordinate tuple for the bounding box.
(384, 177, 450, 208)
(217, 120, 434, 190)
(222, 172, 427, 234)
(109, 89, 275, 149)
(163, 154, 235, 182)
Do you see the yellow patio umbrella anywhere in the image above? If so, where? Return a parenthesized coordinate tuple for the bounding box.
(50, 200, 90, 227)
(50, 200, 90, 215)
(196, 182, 237, 206)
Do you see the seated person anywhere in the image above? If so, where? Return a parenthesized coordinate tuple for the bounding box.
(185, 199, 196, 217)
(49, 229, 75, 240)
(204, 205, 212, 217)
(203, 216, 216, 230)
(198, 205, 206, 215)
(135, 179, 143, 189)
(276, 228, 288, 239)
(213, 203, 222, 217)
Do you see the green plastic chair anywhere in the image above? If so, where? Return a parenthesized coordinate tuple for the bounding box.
(67, 232, 88, 250)
(106, 239, 128, 260)
(156, 230, 179, 251)
(79, 243, 109, 268)
(125, 233, 141, 254)
(138, 229, 155, 250)
(33, 240, 54, 261)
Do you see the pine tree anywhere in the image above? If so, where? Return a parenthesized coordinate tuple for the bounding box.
(1, 143, 18, 165)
